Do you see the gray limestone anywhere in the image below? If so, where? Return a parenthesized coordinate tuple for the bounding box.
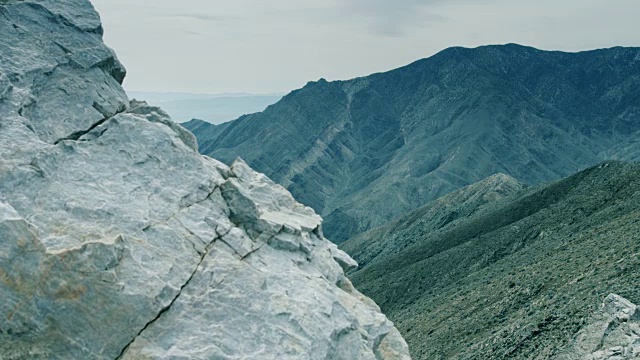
(560, 294, 640, 360)
(0, 1, 410, 359)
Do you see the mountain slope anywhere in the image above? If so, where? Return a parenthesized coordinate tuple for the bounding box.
(341, 173, 525, 271)
(346, 161, 640, 359)
(185, 44, 640, 242)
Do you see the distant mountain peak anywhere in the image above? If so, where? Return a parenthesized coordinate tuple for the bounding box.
(187, 44, 640, 242)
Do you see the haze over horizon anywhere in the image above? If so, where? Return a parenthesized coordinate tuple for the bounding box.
(93, 0, 639, 95)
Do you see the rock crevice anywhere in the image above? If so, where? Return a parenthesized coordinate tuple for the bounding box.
(53, 102, 127, 144)
(115, 238, 217, 360)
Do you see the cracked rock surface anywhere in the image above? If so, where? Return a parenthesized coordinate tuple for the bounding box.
(560, 294, 640, 360)
(0, 1, 411, 359)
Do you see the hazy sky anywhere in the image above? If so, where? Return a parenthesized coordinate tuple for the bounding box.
(92, 0, 640, 94)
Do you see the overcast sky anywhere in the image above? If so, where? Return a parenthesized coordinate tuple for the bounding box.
(92, 0, 640, 94)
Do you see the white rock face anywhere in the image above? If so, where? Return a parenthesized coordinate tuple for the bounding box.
(0, 1, 411, 359)
(560, 294, 640, 360)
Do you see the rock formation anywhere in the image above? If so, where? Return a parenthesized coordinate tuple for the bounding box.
(560, 294, 640, 359)
(0, 1, 410, 359)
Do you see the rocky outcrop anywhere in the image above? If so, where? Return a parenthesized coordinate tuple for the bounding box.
(0, 1, 410, 359)
(560, 294, 640, 360)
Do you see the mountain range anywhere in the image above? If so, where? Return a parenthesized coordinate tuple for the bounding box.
(181, 46, 640, 358)
(184, 44, 640, 243)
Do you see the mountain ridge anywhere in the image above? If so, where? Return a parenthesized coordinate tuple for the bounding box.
(185, 43, 640, 242)
(341, 172, 525, 272)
